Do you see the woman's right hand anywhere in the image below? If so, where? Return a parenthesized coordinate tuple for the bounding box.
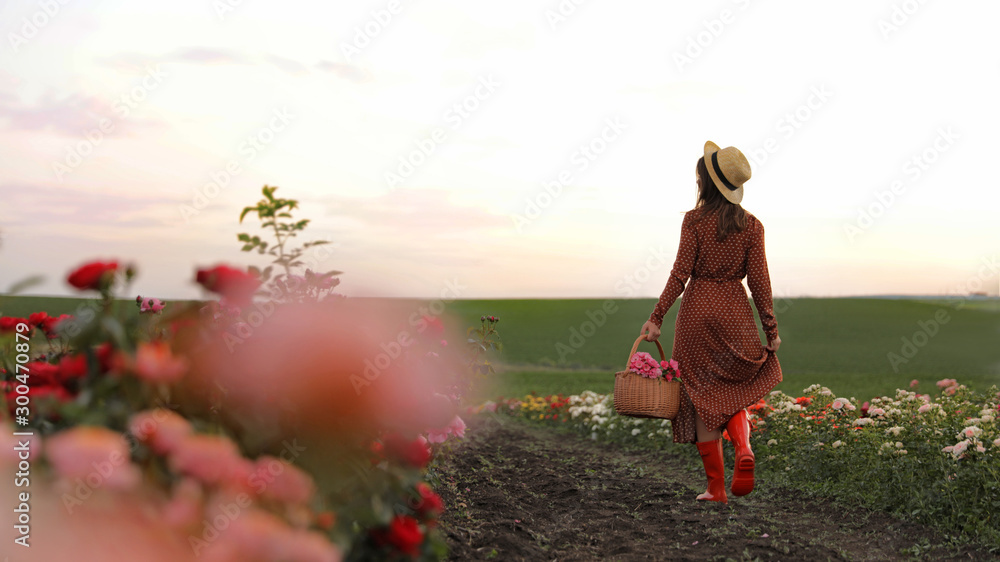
(640, 321, 661, 342)
(766, 335, 781, 353)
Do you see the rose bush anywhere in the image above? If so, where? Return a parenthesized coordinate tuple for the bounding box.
(0, 187, 501, 561)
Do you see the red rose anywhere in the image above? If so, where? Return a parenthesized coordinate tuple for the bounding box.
(383, 433, 431, 469)
(195, 265, 260, 306)
(373, 515, 423, 557)
(40, 314, 73, 339)
(57, 354, 88, 382)
(0, 317, 29, 334)
(27, 311, 50, 326)
(26, 361, 60, 387)
(414, 482, 444, 520)
(67, 261, 119, 291)
(315, 511, 336, 531)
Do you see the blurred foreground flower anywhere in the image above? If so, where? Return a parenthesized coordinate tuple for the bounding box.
(195, 264, 260, 307)
(183, 300, 459, 439)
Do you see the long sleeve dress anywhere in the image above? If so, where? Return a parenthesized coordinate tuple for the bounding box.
(648, 208, 782, 444)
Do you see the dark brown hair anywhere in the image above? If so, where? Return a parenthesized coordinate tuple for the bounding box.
(692, 156, 747, 243)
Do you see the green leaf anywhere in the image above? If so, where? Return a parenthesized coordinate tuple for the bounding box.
(241, 244, 254, 252)
(5, 275, 45, 295)
(239, 206, 256, 223)
(237, 233, 251, 242)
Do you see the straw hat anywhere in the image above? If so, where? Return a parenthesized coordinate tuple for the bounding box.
(704, 141, 751, 205)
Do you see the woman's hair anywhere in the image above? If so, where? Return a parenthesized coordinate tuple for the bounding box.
(693, 156, 747, 243)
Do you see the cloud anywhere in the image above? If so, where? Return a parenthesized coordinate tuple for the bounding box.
(314, 60, 371, 83)
(0, 183, 178, 235)
(317, 188, 510, 267)
(0, 93, 121, 136)
(99, 48, 370, 83)
(322, 188, 508, 234)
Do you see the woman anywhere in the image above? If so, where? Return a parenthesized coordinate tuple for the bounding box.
(639, 141, 782, 504)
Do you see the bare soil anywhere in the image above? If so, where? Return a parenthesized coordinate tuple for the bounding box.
(435, 417, 994, 561)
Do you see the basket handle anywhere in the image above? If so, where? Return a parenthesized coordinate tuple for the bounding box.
(625, 335, 666, 371)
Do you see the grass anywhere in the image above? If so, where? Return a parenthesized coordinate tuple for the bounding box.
(445, 297, 1000, 401)
(3, 294, 999, 402)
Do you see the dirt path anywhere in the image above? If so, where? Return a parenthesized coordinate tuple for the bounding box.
(435, 417, 992, 561)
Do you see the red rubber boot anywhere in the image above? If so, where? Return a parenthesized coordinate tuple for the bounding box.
(727, 409, 755, 496)
(695, 439, 728, 503)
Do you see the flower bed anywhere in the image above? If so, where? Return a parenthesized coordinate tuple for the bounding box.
(0, 187, 506, 561)
(474, 379, 1000, 548)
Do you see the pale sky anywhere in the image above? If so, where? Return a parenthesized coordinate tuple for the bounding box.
(0, 1, 998, 300)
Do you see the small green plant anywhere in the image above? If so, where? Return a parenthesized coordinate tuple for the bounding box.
(467, 315, 503, 375)
(237, 185, 341, 302)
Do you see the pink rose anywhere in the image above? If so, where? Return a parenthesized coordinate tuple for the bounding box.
(161, 478, 203, 530)
(132, 341, 188, 383)
(169, 434, 251, 487)
(252, 456, 316, 505)
(129, 409, 193, 455)
(45, 427, 140, 491)
(448, 415, 466, 439)
(137, 296, 165, 313)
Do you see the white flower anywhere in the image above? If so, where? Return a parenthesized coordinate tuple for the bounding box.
(853, 418, 874, 427)
(959, 426, 982, 439)
(631, 428, 641, 436)
(950, 440, 971, 457)
(767, 439, 778, 446)
(832, 440, 843, 448)
(895, 449, 908, 455)
(993, 437, 1000, 448)
(608, 424, 615, 430)
(648, 433, 655, 439)
(590, 432, 597, 440)
(885, 426, 904, 436)
(832, 398, 853, 411)
(895, 442, 904, 448)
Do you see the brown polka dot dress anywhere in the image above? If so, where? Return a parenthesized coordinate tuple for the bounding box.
(648, 208, 782, 444)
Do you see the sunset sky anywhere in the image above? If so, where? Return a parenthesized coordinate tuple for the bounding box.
(0, 1, 998, 300)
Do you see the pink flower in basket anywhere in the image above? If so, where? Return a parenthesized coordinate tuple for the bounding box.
(660, 359, 680, 382)
(628, 352, 662, 379)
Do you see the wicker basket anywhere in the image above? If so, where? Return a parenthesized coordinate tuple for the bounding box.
(613, 336, 681, 420)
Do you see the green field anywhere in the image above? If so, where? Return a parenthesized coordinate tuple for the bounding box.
(3, 295, 999, 403)
(444, 297, 1000, 402)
